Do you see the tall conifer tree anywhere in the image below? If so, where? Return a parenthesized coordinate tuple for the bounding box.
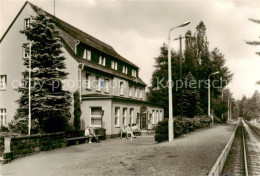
(10, 12, 71, 134)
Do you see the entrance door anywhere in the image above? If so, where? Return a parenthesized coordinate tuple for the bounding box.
(141, 112, 147, 130)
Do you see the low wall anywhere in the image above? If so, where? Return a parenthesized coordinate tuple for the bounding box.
(2, 132, 67, 163)
(208, 120, 240, 176)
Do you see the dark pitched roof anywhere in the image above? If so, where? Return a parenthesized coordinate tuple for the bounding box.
(0, 1, 146, 86)
(59, 30, 146, 86)
(27, 2, 139, 69)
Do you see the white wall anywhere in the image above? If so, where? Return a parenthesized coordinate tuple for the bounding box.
(0, 3, 37, 125)
(81, 99, 112, 135)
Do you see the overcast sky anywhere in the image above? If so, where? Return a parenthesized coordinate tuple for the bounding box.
(1, 0, 260, 100)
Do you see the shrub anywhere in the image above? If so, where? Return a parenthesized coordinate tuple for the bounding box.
(213, 117, 221, 124)
(155, 119, 168, 143)
(0, 126, 9, 133)
(155, 116, 212, 143)
(174, 119, 183, 137)
(199, 117, 212, 127)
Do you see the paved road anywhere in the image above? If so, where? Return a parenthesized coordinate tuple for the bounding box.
(0, 123, 237, 176)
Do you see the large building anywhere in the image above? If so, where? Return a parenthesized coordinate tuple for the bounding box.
(0, 1, 164, 137)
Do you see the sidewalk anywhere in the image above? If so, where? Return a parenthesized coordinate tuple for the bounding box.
(0, 123, 237, 176)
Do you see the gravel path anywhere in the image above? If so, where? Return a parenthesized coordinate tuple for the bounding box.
(0, 123, 236, 176)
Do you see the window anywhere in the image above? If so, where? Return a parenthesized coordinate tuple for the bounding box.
(123, 108, 127, 126)
(115, 107, 120, 126)
(104, 79, 109, 93)
(122, 66, 128, 74)
(23, 44, 30, 58)
(96, 77, 101, 91)
(130, 109, 134, 125)
(120, 81, 124, 95)
(111, 61, 118, 70)
(156, 110, 159, 123)
(83, 49, 91, 60)
(140, 89, 143, 99)
(135, 88, 138, 98)
(132, 69, 137, 77)
(24, 18, 30, 28)
(99, 56, 105, 66)
(160, 110, 163, 121)
(0, 109, 7, 126)
(90, 107, 102, 127)
(129, 86, 132, 97)
(0, 75, 7, 90)
(152, 110, 155, 124)
(103, 57, 106, 66)
(85, 74, 91, 89)
(82, 49, 87, 59)
(87, 50, 91, 60)
(136, 113, 140, 125)
(99, 57, 102, 65)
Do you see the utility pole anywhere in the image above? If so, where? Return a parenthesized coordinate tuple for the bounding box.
(179, 35, 183, 80)
(230, 101, 232, 120)
(174, 35, 187, 117)
(221, 88, 223, 120)
(179, 35, 183, 117)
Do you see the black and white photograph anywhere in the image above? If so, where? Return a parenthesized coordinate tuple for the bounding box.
(0, 0, 260, 175)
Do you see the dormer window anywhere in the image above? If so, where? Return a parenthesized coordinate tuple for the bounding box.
(87, 50, 91, 60)
(99, 57, 106, 66)
(122, 66, 128, 74)
(132, 69, 137, 77)
(111, 61, 118, 70)
(82, 49, 91, 60)
(83, 49, 87, 59)
(24, 18, 30, 29)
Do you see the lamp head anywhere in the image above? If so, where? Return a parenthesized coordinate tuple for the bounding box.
(178, 21, 191, 27)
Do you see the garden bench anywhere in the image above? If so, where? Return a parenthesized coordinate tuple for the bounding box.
(66, 128, 106, 145)
(66, 136, 89, 146)
(94, 128, 106, 140)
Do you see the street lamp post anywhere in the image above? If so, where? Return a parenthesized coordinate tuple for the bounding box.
(208, 71, 220, 124)
(168, 21, 190, 142)
(227, 98, 230, 121)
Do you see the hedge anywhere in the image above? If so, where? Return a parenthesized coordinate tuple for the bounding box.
(155, 116, 212, 143)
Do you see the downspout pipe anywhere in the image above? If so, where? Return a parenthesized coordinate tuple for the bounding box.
(75, 40, 80, 54)
(78, 63, 84, 102)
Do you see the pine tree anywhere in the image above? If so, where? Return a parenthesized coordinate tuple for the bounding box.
(148, 21, 232, 119)
(10, 12, 72, 134)
(147, 43, 180, 118)
(181, 72, 201, 118)
(183, 21, 232, 114)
